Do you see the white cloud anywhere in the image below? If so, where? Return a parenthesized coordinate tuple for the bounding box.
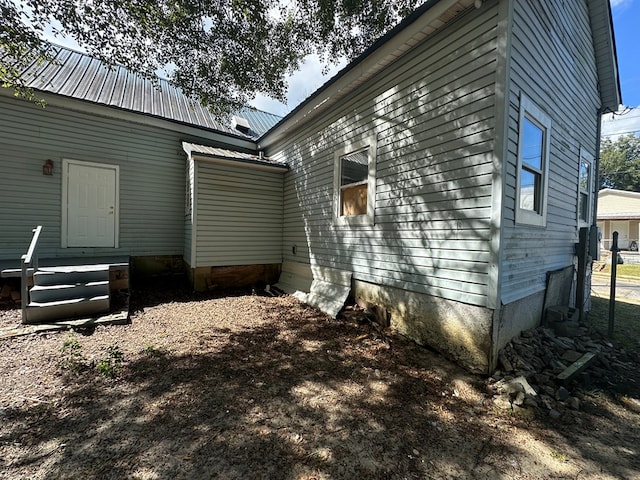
(610, 0, 633, 9)
(252, 54, 346, 116)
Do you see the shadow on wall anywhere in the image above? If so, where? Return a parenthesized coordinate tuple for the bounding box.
(285, 19, 500, 372)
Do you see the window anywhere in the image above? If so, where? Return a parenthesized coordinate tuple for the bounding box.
(333, 136, 377, 226)
(578, 148, 594, 226)
(516, 95, 551, 226)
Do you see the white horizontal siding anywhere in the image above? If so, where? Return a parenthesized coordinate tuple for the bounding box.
(0, 96, 214, 260)
(194, 162, 283, 266)
(500, 0, 601, 304)
(598, 192, 640, 216)
(269, 3, 500, 307)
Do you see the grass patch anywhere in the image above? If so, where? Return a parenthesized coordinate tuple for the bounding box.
(589, 297, 640, 353)
(550, 449, 568, 462)
(594, 263, 640, 278)
(96, 344, 124, 378)
(141, 343, 167, 357)
(58, 333, 88, 374)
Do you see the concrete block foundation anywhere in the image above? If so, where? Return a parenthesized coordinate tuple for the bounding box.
(353, 279, 494, 374)
(189, 264, 281, 292)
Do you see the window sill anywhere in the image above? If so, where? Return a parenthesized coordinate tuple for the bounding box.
(334, 214, 374, 227)
(515, 208, 546, 228)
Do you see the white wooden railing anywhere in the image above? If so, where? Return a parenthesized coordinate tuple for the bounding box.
(21, 226, 42, 323)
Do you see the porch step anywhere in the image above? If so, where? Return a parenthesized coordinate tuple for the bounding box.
(24, 265, 111, 324)
(29, 281, 110, 303)
(34, 265, 109, 286)
(1, 268, 34, 279)
(25, 295, 110, 324)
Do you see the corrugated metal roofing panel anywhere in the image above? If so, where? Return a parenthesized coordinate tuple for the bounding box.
(183, 142, 288, 170)
(5, 43, 281, 139)
(122, 67, 139, 112)
(100, 65, 117, 105)
(90, 59, 107, 101)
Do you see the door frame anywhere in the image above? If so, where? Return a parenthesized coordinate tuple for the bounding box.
(61, 158, 120, 248)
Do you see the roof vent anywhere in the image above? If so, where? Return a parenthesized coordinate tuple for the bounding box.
(232, 115, 251, 134)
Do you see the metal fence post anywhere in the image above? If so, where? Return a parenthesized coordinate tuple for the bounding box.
(608, 231, 619, 337)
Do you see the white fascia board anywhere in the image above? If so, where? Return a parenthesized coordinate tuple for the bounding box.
(598, 189, 640, 199)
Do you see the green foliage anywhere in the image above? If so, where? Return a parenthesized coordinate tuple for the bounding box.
(596, 263, 640, 279)
(599, 135, 640, 191)
(96, 345, 124, 378)
(57, 335, 126, 377)
(58, 333, 88, 374)
(141, 344, 167, 358)
(549, 449, 568, 462)
(589, 296, 640, 354)
(1, 0, 419, 115)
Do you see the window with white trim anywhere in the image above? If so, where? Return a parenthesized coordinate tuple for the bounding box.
(333, 137, 376, 226)
(578, 148, 594, 227)
(516, 95, 551, 227)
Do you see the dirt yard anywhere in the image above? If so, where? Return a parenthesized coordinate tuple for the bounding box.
(1, 283, 639, 479)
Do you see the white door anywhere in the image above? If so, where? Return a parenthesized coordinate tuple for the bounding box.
(65, 161, 118, 247)
(611, 220, 629, 249)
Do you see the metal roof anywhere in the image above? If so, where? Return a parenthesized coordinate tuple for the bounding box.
(2, 43, 282, 139)
(182, 142, 288, 171)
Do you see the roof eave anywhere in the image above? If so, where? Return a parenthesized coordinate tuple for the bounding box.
(182, 142, 289, 173)
(588, 0, 622, 112)
(598, 188, 640, 199)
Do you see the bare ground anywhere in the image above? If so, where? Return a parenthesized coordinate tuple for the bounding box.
(1, 283, 639, 480)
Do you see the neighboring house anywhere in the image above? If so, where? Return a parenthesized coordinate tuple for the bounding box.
(1, 0, 620, 373)
(597, 189, 640, 251)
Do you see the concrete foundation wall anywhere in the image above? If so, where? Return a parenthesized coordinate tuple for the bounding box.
(492, 290, 546, 369)
(188, 263, 281, 292)
(130, 256, 185, 279)
(353, 279, 494, 374)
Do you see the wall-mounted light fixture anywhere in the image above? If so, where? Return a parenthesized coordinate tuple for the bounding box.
(43, 159, 54, 175)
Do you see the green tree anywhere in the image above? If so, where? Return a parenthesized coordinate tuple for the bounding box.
(599, 134, 640, 191)
(1, 0, 419, 116)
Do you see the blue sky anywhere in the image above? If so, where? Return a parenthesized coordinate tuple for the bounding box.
(602, 0, 640, 137)
(611, 0, 639, 107)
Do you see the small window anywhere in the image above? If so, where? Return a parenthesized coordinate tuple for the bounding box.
(340, 149, 369, 216)
(516, 95, 551, 226)
(334, 137, 377, 226)
(578, 148, 594, 226)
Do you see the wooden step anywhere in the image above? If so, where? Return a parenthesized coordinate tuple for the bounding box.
(30, 281, 109, 303)
(25, 295, 110, 324)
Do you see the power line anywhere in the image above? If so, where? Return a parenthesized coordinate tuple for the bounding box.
(602, 130, 640, 136)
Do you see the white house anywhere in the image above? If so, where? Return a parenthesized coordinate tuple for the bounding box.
(597, 189, 640, 251)
(1, 0, 620, 373)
